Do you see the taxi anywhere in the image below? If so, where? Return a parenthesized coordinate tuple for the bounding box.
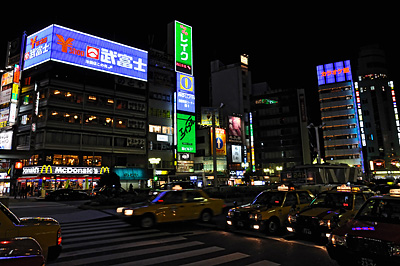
(287, 184, 374, 240)
(327, 189, 400, 265)
(0, 202, 62, 262)
(226, 185, 314, 235)
(117, 189, 225, 228)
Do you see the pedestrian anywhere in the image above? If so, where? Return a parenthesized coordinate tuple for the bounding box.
(23, 186, 28, 199)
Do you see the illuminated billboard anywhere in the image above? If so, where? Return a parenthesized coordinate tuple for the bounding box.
(23, 25, 148, 81)
(174, 21, 193, 75)
(228, 116, 242, 143)
(316, 60, 352, 86)
(211, 128, 226, 155)
(176, 73, 195, 113)
(176, 113, 196, 153)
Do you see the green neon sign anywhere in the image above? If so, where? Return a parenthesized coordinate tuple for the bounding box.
(177, 113, 196, 153)
(175, 21, 193, 75)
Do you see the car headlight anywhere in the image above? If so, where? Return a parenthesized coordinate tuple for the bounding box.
(329, 234, 347, 247)
(319, 219, 331, 229)
(116, 207, 124, 213)
(227, 210, 234, 218)
(288, 214, 297, 223)
(124, 209, 134, 216)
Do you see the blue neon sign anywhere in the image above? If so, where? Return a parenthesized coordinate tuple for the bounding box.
(23, 25, 148, 81)
(316, 60, 352, 86)
(176, 73, 195, 113)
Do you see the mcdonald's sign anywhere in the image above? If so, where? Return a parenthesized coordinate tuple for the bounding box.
(100, 166, 110, 174)
(40, 165, 53, 174)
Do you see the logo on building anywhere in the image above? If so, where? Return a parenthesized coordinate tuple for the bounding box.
(40, 165, 53, 174)
(56, 34, 84, 56)
(100, 166, 110, 174)
(86, 46, 100, 60)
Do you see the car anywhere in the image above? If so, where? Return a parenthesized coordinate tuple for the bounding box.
(117, 189, 225, 228)
(91, 185, 128, 197)
(226, 185, 314, 235)
(287, 184, 374, 240)
(0, 202, 62, 261)
(0, 237, 44, 266)
(149, 181, 197, 197)
(327, 189, 400, 265)
(45, 188, 89, 201)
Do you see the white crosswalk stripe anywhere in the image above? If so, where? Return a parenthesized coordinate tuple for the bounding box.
(48, 218, 280, 266)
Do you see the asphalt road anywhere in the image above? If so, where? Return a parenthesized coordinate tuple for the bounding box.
(8, 199, 339, 265)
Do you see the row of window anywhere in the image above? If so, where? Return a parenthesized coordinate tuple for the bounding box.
(17, 131, 146, 150)
(22, 88, 146, 113)
(20, 110, 146, 130)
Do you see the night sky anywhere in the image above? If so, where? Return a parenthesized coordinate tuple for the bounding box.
(1, 4, 398, 124)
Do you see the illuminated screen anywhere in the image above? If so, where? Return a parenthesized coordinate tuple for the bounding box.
(176, 73, 195, 113)
(24, 25, 148, 81)
(316, 60, 352, 86)
(176, 113, 196, 153)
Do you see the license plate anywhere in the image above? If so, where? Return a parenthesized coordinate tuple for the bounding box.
(237, 221, 244, 227)
(303, 228, 312, 235)
(359, 257, 377, 266)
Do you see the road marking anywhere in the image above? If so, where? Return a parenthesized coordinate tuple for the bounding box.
(62, 224, 132, 237)
(52, 241, 204, 266)
(59, 235, 187, 258)
(63, 231, 169, 248)
(113, 246, 225, 266)
(182, 252, 249, 266)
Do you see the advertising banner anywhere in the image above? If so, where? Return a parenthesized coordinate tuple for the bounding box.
(175, 21, 193, 75)
(24, 25, 148, 81)
(228, 116, 242, 143)
(176, 113, 196, 153)
(0, 131, 13, 150)
(176, 73, 195, 113)
(211, 128, 226, 155)
(316, 60, 352, 86)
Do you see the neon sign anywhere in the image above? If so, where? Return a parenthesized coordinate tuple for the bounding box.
(316, 60, 352, 86)
(174, 21, 193, 75)
(23, 25, 148, 81)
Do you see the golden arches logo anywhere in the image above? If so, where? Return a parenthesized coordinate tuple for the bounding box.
(40, 165, 52, 174)
(100, 167, 110, 174)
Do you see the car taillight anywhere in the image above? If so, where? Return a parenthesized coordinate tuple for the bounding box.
(57, 228, 62, 245)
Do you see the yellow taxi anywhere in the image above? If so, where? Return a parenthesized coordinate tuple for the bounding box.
(117, 189, 225, 228)
(0, 202, 62, 262)
(287, 184, 374, 239)
(226, 185, 314, 234)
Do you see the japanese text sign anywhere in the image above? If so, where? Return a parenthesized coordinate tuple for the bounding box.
(316, 60, 352, 86)
(175, 21, 193, 75)
(24, 25, 148, 81)
(177, 113, 196, 153)
(176, 73, 195, 113)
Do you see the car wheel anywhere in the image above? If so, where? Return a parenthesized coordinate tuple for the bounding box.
(140, 214, 155, 228)
(200, 209, 213, 223)
(266, 217, 280, 235)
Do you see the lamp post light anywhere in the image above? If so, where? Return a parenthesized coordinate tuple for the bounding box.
(148, 158, 161, 188)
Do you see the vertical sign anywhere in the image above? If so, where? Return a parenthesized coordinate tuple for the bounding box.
(175, 21, 193, 75)
(176, 73, 195, 113)
(176, 113, 196, 153)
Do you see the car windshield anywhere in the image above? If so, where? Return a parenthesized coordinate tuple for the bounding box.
(310, 192, 353, 210)
(252, 191, 285, 206)
(356, 198, 400, 224)
(0, 202, 20, 225)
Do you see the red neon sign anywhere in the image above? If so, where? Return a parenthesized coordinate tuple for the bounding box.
(320, 67, 350, 77)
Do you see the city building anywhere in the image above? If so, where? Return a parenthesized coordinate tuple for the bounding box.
(206, 55, 252, 185)
(316, 60, 364, 172)
(355, 45, 400, 178)
(12, 24, 149, 191)
(251, 83, 311, 176)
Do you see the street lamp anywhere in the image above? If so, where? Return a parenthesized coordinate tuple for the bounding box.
(148, 158, 161, 188)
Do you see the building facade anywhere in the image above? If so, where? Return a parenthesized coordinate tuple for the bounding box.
(316, 60, 364, 171)
(355, 45, 400, 178)
(251, 83, 311, 175)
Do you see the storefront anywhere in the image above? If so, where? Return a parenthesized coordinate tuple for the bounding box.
(19, 165, 109, 193)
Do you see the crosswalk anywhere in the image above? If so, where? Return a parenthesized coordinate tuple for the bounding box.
(48, 218, 280, 266)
